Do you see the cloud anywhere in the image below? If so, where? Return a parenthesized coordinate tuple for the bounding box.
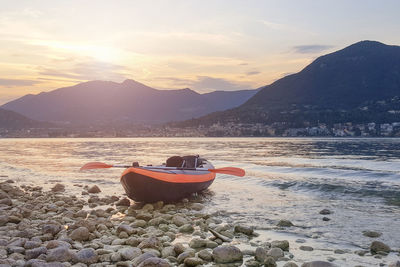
(0, 79, 41, 87)
(246, 71, 260, 76)
(293, 45, 333, 54)
(38, 59, 128, 81)
(191, 76, 251, 92)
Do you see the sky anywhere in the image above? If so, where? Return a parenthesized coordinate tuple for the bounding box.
(1, 0, 400, 104)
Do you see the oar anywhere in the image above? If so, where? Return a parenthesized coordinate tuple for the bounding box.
(80, 162, 245, 177)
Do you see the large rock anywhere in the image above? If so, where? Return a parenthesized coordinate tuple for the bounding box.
(137, 257, 170, 267)
(212, 245, 243, 263)
(87, 185, 101, 193)
(46, 247, 72, 262)
(25, 246, 47, 260)
(271, 240, 289, 251)
(234, 225, 253, 236)
(301, 261, 336, 267)
(69, 226, 89, 241)
(266, 248, 284, 260)
(255, 247, 267, 262)
(72, 248, 98, 264)
(370, 241, 391, 254)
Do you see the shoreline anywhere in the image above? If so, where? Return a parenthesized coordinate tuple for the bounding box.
(1, 180, 399, 267)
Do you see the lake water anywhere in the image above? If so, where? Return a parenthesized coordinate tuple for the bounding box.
(0, 137, 399, 266)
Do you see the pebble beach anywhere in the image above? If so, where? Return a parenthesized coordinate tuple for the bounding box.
(1, 179, 399, 267)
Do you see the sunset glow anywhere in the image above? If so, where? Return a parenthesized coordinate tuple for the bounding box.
(1, 0, 400, 104)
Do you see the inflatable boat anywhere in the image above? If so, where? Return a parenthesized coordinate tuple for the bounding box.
(80, 155, 245, 203)
(120, 156, 216, 202)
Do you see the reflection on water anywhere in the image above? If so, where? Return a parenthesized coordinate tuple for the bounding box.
(0, 137, 399, 251)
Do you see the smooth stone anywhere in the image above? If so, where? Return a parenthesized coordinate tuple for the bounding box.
(322, 217, 331, 221)
(72, 248, 98, 264)
(132, 219, 147, 228)
(179, 224, 194, 233)
(141, 204, 154, 211)
(370, 241, 391, 254)
(24, 241, 42, 249)
(197, 249, 213, 261)
(25, 246, 47, 260)
(137, 257, 170, 267)
(212, 245, 243, 263)
(177, 250, 195, 263)
(363, 230, 382, 238)
(267, 248, 284, 260)
(264, 256, 277, 267)
(161, 247, 176, 258)
(319, 209, 332, 215)
(138, 237, 161, 250)
(299, 246, 314, 251)
(132, 252, 158, 266)
(172, 215, 189, 227)
(271, 240, 289, 251)
(51, 184, 65, 192)
(277, 220, 294, 227)
(301, 261, 336, 267)
(184, 257, 203, 266)
(190, 203, 204, 211)
(119, 247, 142, 260)
(173, 243, 185, 255)
(69, 227, 89, 241)
(189, 238, 207, 249)
(234, 225, 253, 236)
(117, 224, 134, 235)
(255, 247, 267, 262)
(46, 247, 72, 262)
(87, 185, 101, 194)
(333, 249, 345, 254)
(115, 198, 130, 207)
(206, 240, 218, 249)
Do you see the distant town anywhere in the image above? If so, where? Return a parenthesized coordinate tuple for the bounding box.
(2, 121, 400, 138)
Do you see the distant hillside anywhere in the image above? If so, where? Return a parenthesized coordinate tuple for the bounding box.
(0, 108, 48, 130)
(1, 79, 257, 125)
(178, 41, 400, 127)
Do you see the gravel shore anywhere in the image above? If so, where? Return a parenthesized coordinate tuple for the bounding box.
(0, 180, 399, 267)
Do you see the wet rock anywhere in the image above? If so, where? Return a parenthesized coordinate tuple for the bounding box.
(277, 220, 294, 227)
(116, 198, 130, 206)
(198, 249, 213, 261)
(301, 261, 336, 267)
(177, 250, 195, 263)
(189, 238, 207, 249)
(46, 247, 72, 262)
(119, 247, 142, 260)
(255, 247, 267, 262)
(184, 257, 203, 266)
(212, 245, 243, 263)
(179, 224, 194, 233)
(389, 261, 400, 267)
(234, 225, 253, 236)
(190, 203, 204, 211)
(72, 248, 98, 264)
(370, 241, 391, 254)
(322, 217, 331, 221)
(172, 215, 188, 227)
(137, 257, 170, 267)
(69, 227, 89, 241)
(333, 249, 345, 254)
(25, 246, 47, 260)
(319, 209, 332, 215)
(51, 184, 65, 192)
(87, 185, 101, 194)
(299, 246, 314, 251)
(267, 247, 284, 260)
(283, 262, 299, 267)
(271, 240, 289, 251)
(363, 230, 382, 238)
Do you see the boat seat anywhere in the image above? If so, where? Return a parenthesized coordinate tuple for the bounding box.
(166, 156, 184, 167)
(182, 155, 202, 168)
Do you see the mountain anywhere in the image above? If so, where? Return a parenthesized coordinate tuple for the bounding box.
(178, 41, 400, 127)
(1, 79, 258, 125)
(0, 108, 48, 130)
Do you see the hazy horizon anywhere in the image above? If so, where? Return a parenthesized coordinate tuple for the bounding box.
(1, 0, 400, 105)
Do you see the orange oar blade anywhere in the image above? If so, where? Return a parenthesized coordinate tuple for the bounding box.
(209, 167, 245, 177)
(80, 162, 113, 171)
